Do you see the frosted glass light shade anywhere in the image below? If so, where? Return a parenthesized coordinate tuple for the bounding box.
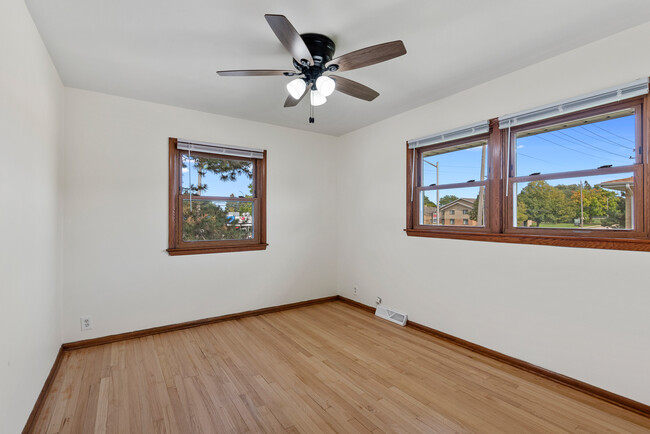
(286, 79, 306, 99)
(310, 90, 327, 106)
(316, 76, 335, 97)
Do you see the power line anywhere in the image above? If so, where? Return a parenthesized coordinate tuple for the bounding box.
(591, 122, 635, 143)
(517, 152, 555, 164)
(576, 126, 633, 150)
(536, 135, 607, 160)
(552, 131, 633, 160)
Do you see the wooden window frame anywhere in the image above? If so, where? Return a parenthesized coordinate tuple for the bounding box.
(406, 95, 650, 252)
(167, 138, 267, 256)
(411, 133, 493, 235)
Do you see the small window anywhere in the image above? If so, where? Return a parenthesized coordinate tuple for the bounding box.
(168, 138, 267, 255)
(413, 136, 489, 230)
(463, 219, 469, 225)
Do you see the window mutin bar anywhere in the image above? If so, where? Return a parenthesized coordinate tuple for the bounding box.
(417, 180, 489, 192)
(508, 164, 637, 185)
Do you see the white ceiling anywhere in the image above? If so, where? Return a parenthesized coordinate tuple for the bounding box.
(25, 0, 650, 136)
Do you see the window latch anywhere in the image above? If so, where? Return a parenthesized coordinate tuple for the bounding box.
(467, 179, 475, 183)
(529, 172, 541, 176)
(597, 164, 612, 169)
(429, 183, 436, 186)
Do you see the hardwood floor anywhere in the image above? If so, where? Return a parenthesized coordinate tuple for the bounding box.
(30, 301, 650, 433)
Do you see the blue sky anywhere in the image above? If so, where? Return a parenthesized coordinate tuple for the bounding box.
(182, 156, 254, 198)
(422, 113, 636, 202)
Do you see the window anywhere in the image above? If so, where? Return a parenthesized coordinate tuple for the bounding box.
(412, 134, 488, 231)
(508, 105, 641, 236)
(406, 79, 650, 251)
(168, 138, 267, 255)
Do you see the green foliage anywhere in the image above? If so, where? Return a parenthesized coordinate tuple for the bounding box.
(516, 200, 529, 226)
(182, 201, 252, 241)
(468, 188, 485, 223)
(517, 181, 573, 227)
(516, 180, 625, 228)
(602, 193, 626, 227)
(570, 186, 618, 224)
(423, 195, 436, 207)
(469, 198, 478, 222)
(439, 195, 459, 207)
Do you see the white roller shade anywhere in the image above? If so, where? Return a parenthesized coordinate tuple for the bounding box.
(408, 121, 489, 149)
(177, 139, 264, 159)
(499, 78, 649, 129)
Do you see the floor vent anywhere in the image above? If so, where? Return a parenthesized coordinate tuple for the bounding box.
(375, 306, 408, 326)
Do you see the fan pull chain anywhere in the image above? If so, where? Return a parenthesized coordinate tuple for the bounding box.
(309, 102, 315, 124)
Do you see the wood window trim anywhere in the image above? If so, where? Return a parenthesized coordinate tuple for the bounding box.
(167, 138, 267, 256)
(406, 95, 650, 252)
(410, 133, 493, 234)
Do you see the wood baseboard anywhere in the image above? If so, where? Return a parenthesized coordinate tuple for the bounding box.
(62, 295, 338, 351)
(22, 346, 65, 434)
(336, 296, 650, 418)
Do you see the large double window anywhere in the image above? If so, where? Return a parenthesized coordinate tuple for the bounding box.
(168, 138, 267, 255)
(406, 79, 650, 251)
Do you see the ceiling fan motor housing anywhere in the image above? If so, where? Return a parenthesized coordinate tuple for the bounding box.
(293, 33, 337, 81)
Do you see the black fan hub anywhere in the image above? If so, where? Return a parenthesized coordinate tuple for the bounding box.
(300, 33, 335, 66)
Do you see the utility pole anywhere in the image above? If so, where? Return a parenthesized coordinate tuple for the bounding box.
(477, 144, 486, 226)
(580, 180, 584, 228)
(424, 160, 440, 224)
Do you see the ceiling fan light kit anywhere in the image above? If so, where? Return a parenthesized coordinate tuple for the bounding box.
(315, 76, 335, 97)
(310, 90, 327, 106)
(287, 78, 307, 99)
(217, 14, 407, 123)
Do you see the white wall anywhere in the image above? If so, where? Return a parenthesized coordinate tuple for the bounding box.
(62, 89, 338, 342)
(0, 0, 64, 432)
(336, 21, 650, 405)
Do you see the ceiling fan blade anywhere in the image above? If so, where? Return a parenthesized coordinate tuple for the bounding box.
(331, 76, 379, 101)
(217, 69, 296, 77)
(284, 84, 311, 107)
(264, 14, 314, 66)
(326, 41, 406, 72)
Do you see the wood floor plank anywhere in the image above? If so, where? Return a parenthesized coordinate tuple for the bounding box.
(28, 301, 650, 433)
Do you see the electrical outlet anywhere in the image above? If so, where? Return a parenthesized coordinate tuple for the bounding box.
(376, 296, 382, 305)
(80, 316, 92, 331)
(353, 285, 358, 296)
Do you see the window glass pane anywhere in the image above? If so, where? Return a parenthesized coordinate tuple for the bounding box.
(182, 199, 254, 241)
(420, 186, 486, 227)
(515, 109, 636, 176)
(182, 154, 254, 198)
(422, 139, 488, 186)
(513, 173, 634, 230)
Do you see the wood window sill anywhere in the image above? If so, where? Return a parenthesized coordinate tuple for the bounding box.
(405, 229, 650, 252)
(167, 243, 268, 256)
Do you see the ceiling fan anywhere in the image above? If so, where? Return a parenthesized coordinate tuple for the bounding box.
(217, 14, 407, 123)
